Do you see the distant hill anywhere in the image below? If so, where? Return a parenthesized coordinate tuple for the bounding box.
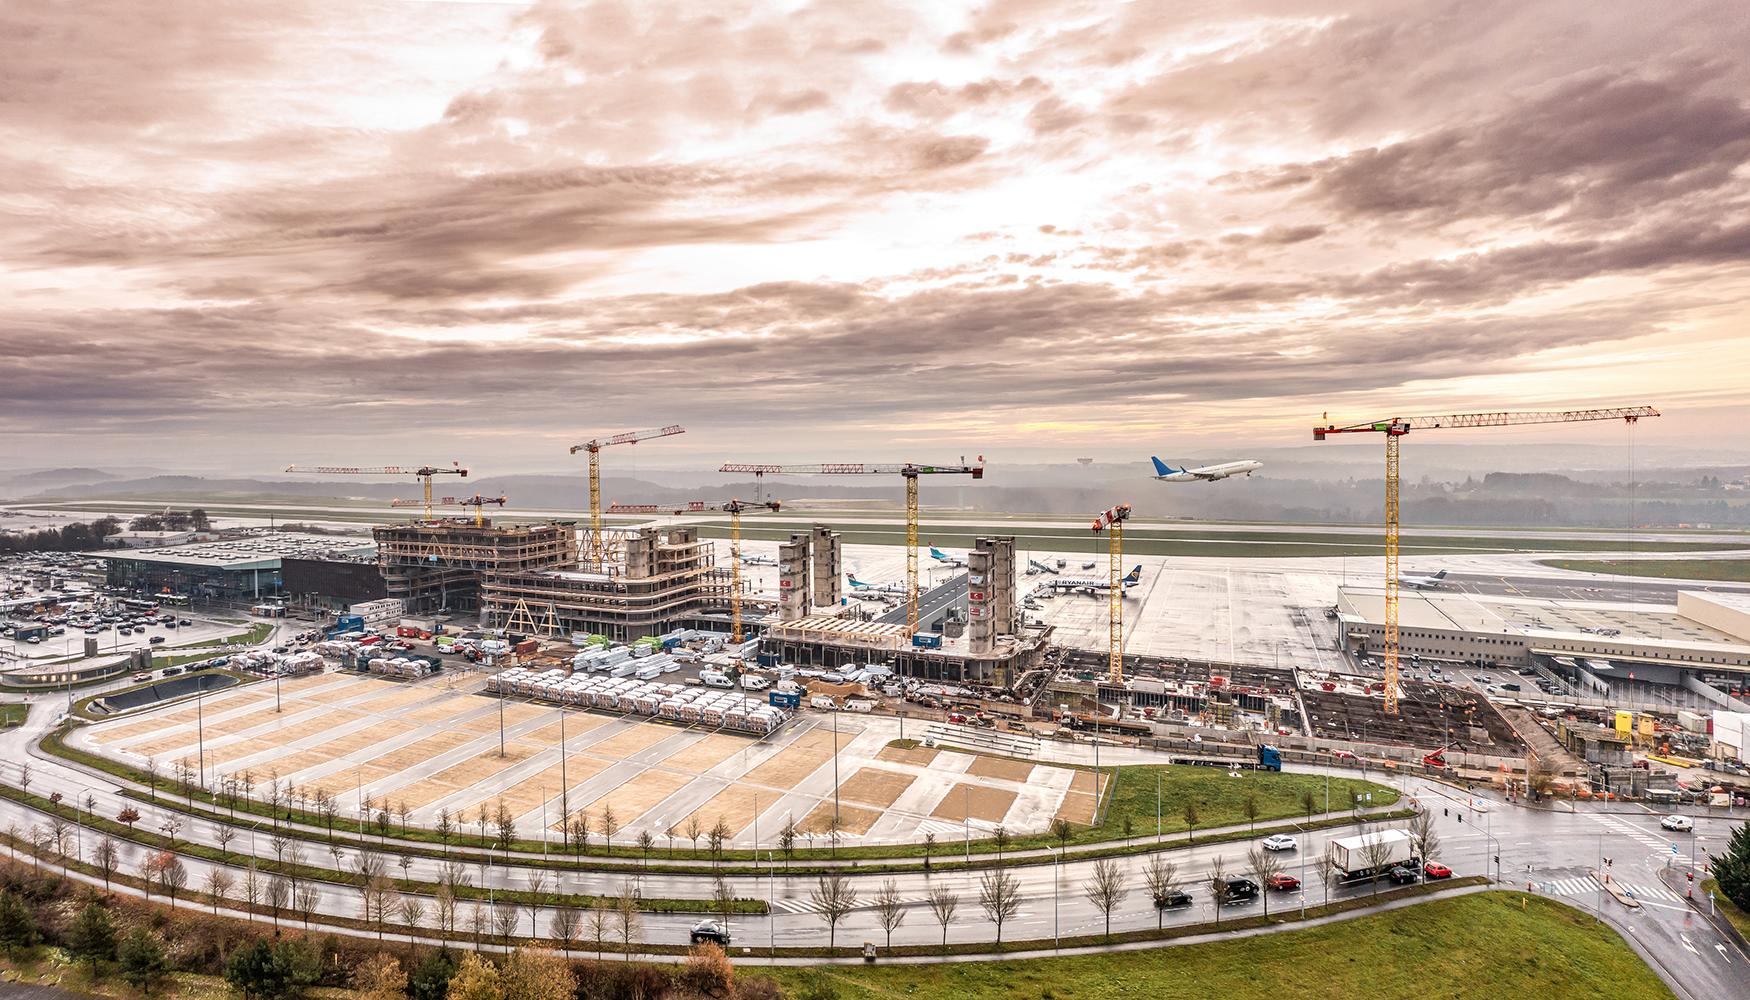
(11, 467, 117, 483)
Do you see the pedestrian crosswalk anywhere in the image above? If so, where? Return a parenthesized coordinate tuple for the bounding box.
(770, 892, 936, 915)
(1587, 814, 1668, 850)
(1538, 875, 1680, 902)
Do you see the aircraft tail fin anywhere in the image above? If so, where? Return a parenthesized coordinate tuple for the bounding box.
(1150, 456, 1177, 477)
(1125, 566, 1142, 583)
(1434, 570, 1448, 580)
(847, 575, 864, 587)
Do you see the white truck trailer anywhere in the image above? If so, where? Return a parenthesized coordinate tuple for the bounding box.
(1330, 829, 1415, 878)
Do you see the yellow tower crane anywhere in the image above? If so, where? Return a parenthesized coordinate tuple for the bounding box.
(285, 463, 468, 520)
(1092, 503, 1131, 683)
(717, 460, 985, 634)
(567, 425, 685, 566)
(1314, 406, 1658, 713)
(701, 499, 783, 642)
(391, 494, 507, 526)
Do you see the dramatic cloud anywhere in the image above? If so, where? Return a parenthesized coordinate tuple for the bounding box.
(2, 0, 1748, 471)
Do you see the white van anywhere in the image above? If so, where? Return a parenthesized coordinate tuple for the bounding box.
(741, 673, 771, 692)
(699, 671, 733, 689)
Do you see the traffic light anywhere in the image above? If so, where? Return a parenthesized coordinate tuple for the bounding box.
(1494, 855, 1500, 866)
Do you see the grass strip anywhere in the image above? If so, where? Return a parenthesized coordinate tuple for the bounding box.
(1540, 558, 1750, 582)
(769, 890, 1673, 994)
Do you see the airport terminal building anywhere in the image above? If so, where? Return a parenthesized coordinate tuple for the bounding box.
(1336, 587, 1750, 708)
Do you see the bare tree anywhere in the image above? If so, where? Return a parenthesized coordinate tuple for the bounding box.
(922, 830, 935, 870)
(17, 762, 31, 799)
(1243, 792, 1259, 832)
(1208, 854, 1229, 926)
(552, 907, 581, 950)
(397, 800, 412, 834)
(205, 868, 235, 913)
(1301, 788, 1318, 823)
(398, 853, 414, 885)
(399, 897, 427, 935)
(873, 878, 906, 949)
(95, 836, 120, 891)
(1407, 809, 1440, 864)
(364, 872, 399, 939)
(435, 807, 453, 853)
(154, 852, 188, 909)
(159, 815, 183, 846)
(1082, 858, 1128, 938)
(992, 825, 1011, 859)
(599, 804, 619, 853)
(614, 880, 642, 959)
(267, 874, 289, 928)
(809, 872, 858, 951)
(469, 902, 487, 950)
(570, 814, 591, 855)
(779, 816, 797, 866)
(685, 815, 702, 858)
(1049, 817, 1074, 851)
(1142, 855, 1179, 930)
(1183, 801, 1200, 844)
(978, 868, 1023, 944)
(434, 883, 457, 936)
(241, 865, 262, 922)
(1359, 828, 1396, 897)
(495, 798, 517, 851)
(214, 821, 236, 858)
(713, 874, 736, 938)
(927, 885, 959, 952)
(527, 870, 551, 937)
(493, 903, 521, 947)
(295, 882, 321, 930)
(1246, 845, 1284, 918)
(708, 816, 730, 862)
(588, 901, 612, 959)
(637, 830, 655, 867)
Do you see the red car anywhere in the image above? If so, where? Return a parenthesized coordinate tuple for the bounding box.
(1330, 749, 1357, 759)
(1423, 862, 1452, 879)
(1266, 873, 1301, 891)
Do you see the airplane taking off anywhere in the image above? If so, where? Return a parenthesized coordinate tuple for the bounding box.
(738, 554, 778, 566)
(1399, 569, 1449, 589)
(928, 547, 969, 568)
(1046, 566, 1143, 595)
(847, 575, 907, 596)
(1151, 457, 1263, 482)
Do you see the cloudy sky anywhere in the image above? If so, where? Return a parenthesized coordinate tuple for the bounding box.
(5, 0, 1748, 475)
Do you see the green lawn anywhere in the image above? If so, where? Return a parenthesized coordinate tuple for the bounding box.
(1701, 878, 1750, 941)
(1096, 763, 1394, 844)
(772, 892, 1674, 1000)
(0, 703, 27, 726)
(1541, 558, 1750, 582)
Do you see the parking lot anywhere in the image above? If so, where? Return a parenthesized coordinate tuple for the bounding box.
(73, 668, 1089, 846)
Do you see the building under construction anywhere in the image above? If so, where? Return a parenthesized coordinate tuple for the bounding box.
(761, 534, 1048, 683)
(372, 519, 578, 613)
(482, 526, 743, 642)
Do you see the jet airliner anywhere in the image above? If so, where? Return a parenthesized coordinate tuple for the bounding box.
(1398, 569, 1448, 590)
(1046, 566, 1143, 595)
(928, 547, 969, 568)
(847, 575, 907, 596)
(1151, 457, 1263, 482)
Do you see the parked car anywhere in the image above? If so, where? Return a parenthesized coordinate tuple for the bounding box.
(689, 920, 730, 946)
(1386, 865, 1418, 885)
(1266, 873, 1301, 891)
(1661, 815, 1694, 832)
(160, 666, 182, 676)
(1152, 888, 1193, 908)
(1330, 749, 1356, 759)
(131, 672, 152, 683)
(1261, 834, 1297, 852)
(1423, 862, 1453, 879)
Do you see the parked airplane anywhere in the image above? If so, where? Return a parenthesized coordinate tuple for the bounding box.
(1150, 457, 1263, 482)
(928, 547, 969, 568)
(1046, 566, 1143, 594)
(1027, 559, 1059, 575)
(1399, 569, 1449, 590)
(738, 554, 777, 566)
(847, 575, 907, 596)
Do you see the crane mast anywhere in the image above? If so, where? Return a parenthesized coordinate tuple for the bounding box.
(567, 425, 685, 567)
(286, 462, 467, 520)
(1313, 405, 1658, 713)
(1093, 503, 1131, 683)
(718, 460, 984, 634)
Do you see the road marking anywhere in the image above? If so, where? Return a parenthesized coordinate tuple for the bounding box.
(1717, 944, 1732, 963)
(1681, 934, 1699, 954)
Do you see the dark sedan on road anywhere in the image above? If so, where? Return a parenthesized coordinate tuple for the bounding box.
(1386, 866, 1419, 885)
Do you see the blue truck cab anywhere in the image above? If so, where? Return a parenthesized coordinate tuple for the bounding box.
(1257, 745, 1282, 771)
